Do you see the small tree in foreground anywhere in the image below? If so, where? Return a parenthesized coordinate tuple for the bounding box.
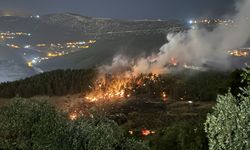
(205, 66, 250, 150)
(0, 99, 68, 150)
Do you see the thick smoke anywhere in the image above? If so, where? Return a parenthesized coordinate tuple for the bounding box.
(102, 0, 250, 75)
(99, 55, 133, 74)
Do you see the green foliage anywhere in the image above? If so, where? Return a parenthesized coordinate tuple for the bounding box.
(0, 98, 149, 150)
(0, 69, 97, 98)
(67, 117, 123, 150)
(121, 138, 150, 150)
(205, 66, 250, 150)
(67, 117, 149, 150)
(242, 66, 250, 83)
(229, 69, 248, 96)
(149, 123, 208, 150)
(0, 98, 68, 150)
(126, 71, 232, 101)
(164, 69, 248, 101)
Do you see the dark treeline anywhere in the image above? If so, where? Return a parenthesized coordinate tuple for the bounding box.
(162, 71, 230, 101)
(127, 70, 243, 101)
(0, 69, 244, 101)
(0, 69, 97, 98)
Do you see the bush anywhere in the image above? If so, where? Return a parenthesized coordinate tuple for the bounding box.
(0, 98, 67, 150)
(0, 98, 149, 150)
(0, 69, 97, 98)
(205, 66, 250, 150)
(149, 123, 208, 150)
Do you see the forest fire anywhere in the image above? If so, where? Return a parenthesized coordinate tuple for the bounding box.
(85, 73, 168, 102)
(85, 74, 132, 102)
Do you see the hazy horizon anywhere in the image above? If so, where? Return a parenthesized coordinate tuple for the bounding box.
(0, 0, 236, 20)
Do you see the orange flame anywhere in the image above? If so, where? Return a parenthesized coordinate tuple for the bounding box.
(85, 73, 167, 102)
(141, 129, 156, 136)
(85, 74, 132, 102)
(69, 112, 78, 120)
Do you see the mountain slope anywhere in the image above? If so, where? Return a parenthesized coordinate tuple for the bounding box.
(0, 13, 184, 43)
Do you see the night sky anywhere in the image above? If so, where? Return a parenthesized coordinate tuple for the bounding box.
(0, 0, 236, 19)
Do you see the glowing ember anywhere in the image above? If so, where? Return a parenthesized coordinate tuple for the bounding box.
(162, 92, 167, 98)
(162, 91, 168, 101)
(69, 112, 78, 120)
(169, 57, 178, 66)
(141, 129, 156, 136)
(142, 129, 151, 136)
(129, 130, 134, 135)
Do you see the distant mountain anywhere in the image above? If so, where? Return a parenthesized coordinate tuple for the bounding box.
(42, 13, 183, 34)
(0, 13, 184, 43)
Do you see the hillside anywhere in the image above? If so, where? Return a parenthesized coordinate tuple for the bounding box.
(0, 13, 184, 43)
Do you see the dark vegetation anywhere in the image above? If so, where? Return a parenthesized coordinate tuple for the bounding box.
(108, 99, 211, 150)
(0, 69, 244, 101)
(0, 68, 248, 150)
(0, 69, 97, 98)
(148, 123, 208, 150)
(205, 66, 250, 150)
(130, 70, 231, 101)
(0, 99, 149, 150)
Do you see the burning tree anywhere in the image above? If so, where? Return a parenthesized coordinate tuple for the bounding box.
(85, 73, 168, 102)
(85, 74, 133, 101)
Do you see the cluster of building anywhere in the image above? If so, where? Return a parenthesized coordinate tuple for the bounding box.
(26, 39, 97, 67)
(0, 31, 31, 39)
(228, 48, 250, 57)
(27, 57, 49, 67)
(0, 30, 98, 68)
(189, 18, 235, 26)
(6, 44, 20, 49)
(35, 40, 96, 49)
(30, 15, 40, 19)
(3, 38, 97, 68)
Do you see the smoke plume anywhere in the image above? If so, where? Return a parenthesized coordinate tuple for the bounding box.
(102, 0, 250, 75)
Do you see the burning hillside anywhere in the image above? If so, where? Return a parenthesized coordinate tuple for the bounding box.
(68, 0, 250, 121)
(84, 73, 168, 102)
(85, 74, 132, 102)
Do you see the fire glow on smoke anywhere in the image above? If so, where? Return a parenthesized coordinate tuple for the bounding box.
(71, 0, 250, 120)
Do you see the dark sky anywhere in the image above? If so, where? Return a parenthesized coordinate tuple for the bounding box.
(0, 0, 236, 19)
